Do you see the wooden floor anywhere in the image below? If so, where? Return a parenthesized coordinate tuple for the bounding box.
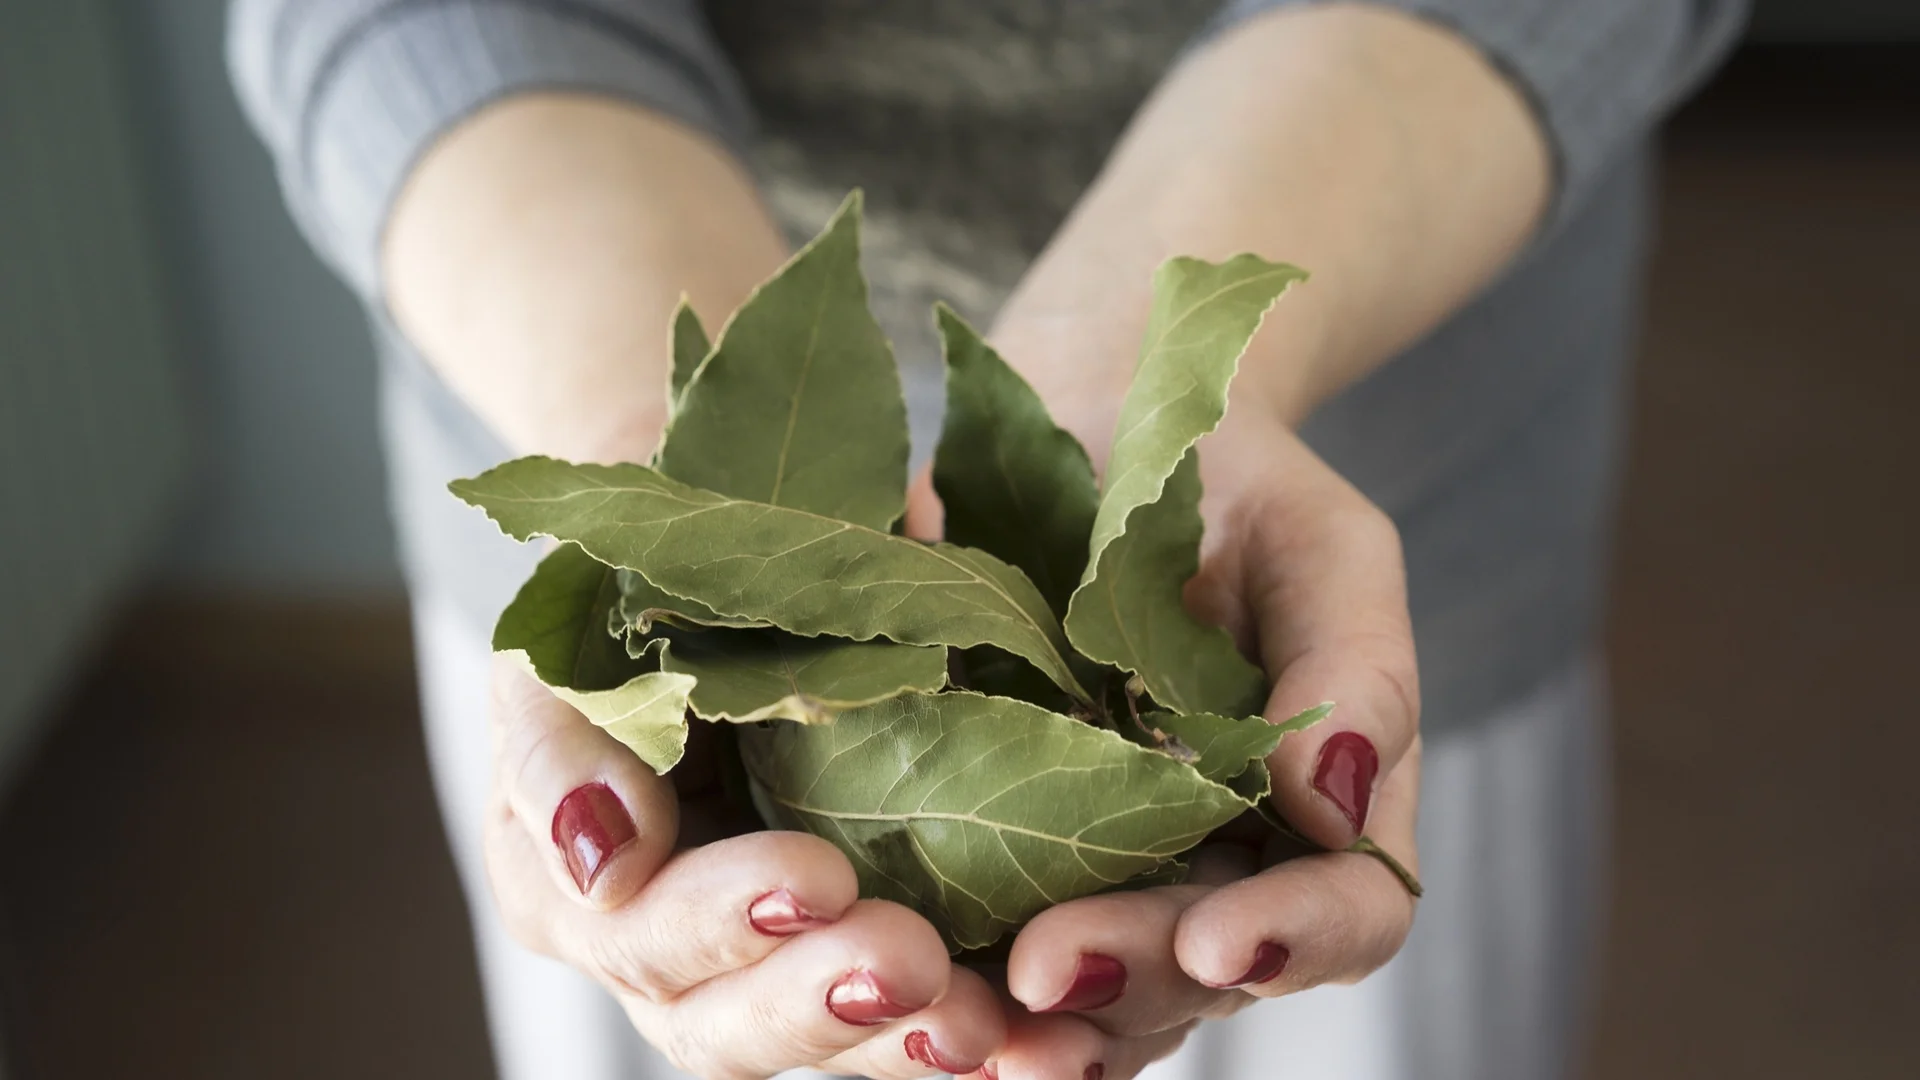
(2, 47, 1916, 1080)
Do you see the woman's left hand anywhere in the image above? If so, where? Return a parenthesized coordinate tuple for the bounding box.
(908, 320, 1424, 1080)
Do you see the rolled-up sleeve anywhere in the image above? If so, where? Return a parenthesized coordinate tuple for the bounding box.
(227, 0, 753, 298)
(1206, 0, 1749, 225)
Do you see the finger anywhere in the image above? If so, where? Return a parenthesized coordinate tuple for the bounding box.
(540, 830, 859, 1001)
(491, 657, 679, 908)
(904, 466, 944, 541)
(820, 965, 1005, 1079)
(1006, 887, 1240, 1038)
(636, 899, 952, 1078)
(1239, 436, 1420, 848)
(1174, 745, 1422, 996)
(988, 1009, 1198, 1080)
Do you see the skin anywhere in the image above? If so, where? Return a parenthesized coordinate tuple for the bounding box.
(383, 5, 1547, 1078)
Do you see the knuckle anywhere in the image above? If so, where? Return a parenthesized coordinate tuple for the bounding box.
(580, 927, 673, 1004)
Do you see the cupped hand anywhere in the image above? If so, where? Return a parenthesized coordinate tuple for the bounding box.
(483, 656, 1007, 1079)
(930, 318, 1424, 1080)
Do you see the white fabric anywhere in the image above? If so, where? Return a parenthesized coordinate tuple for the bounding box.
(413, 596, 1605, 1080)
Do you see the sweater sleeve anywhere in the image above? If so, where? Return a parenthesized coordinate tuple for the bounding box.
(226, 0, 753, 300)
(1204, 0, 1749, 225)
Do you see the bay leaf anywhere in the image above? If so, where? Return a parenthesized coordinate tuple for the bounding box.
(1142, 702, 1332, 787)
(932, 305, 1099, 619)
(656, 191, 908, 532)
(611, 567, 765, 637)
(450, 457, 1090, 702)
(493, 543, 697, 773)
(1065, 255, 1306, 716)
(1073, 449, 1267, 715)
(666, 296, 709, 412)
(645, 629, 948, 725)
(738, 690, 1254, 950)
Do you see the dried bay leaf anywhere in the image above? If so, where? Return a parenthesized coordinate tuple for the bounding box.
(666, 297, 709, 414)
(1074, 450, 1266, 717)
(450, 457, 1091, 702)
(493, 543, 697, 773)
(1066, 255, 1306, 716)
(611, 567, 765, 636)
(657, 191, 908, 532)
(644, 629, 948, 725)
(932, 306, 1100, 620)
(739, 690, 1258, 950)
(1140, 703, 1332, 788)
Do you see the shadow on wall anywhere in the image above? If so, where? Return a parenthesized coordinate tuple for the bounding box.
(118, 0, 401, 599)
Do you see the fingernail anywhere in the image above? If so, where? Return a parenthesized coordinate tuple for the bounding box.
(1312, 731, 1378, 834)
(747, 888, 831, 936)
(1039, 952, 1128, 1012)
(1085, 1065, 1106, 1080)
(904, 1029, 977, 1073)
(1204, 941, 1291, 988)
(826, 969, 915, 1026)
(551, 782, 636, 894)
(979, 1063, 1001, 1080)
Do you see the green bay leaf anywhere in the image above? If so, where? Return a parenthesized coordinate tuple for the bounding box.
(493, 543, 697, 773)
(646, 629, 948, 724)
(666, 296, 709, 413)
(1065, 255, 1306, 716)
(1074, 450, 1266, 716)
(656, 191, 908, 532)
(932, 305, 1100, 619)
(1141, 702, 1332, 788)
(611, 567, 765, 636)
(451, 457, 1090, 702)
(738, 690, 1253, 950)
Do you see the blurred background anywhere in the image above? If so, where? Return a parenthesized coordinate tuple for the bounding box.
(0, 2, 1915, 1077)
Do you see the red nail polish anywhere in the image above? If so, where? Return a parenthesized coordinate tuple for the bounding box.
(747, 889, 831, 936)
(979, 1063, 1001, 1080)
(905, 1029, 977, 1073)
(1205, 941, 1291, 988)
(1039, 952, 1128, 1012)
(826, 969, 916, 1026)
(1312, 731, 1378, 834)
(1084, 1065, 1106, 1080)
(551, 782, 637, 894)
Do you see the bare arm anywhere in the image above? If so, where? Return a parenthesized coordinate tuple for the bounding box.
(999, 4, 1549, 437)
(382, 95, 788, 463)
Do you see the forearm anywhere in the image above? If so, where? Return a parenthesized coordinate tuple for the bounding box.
(382, 94, 787, 463)
(999, 3, 1549, 424)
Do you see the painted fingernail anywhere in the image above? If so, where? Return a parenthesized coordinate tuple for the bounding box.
(1084, 1065, 1106, 1080)
(1039, 952, 1128, 1012)
(1206, 941, 1291, 988)
(552, 782, 636, 894)
(904, 1029, 977, 1073)
(826, 969, 916, 1026)
(1312, 731, 1378, 834)
(747, 888, 831, 936)
(979, 1063, 1000, 1080)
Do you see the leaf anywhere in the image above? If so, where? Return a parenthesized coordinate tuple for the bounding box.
(611, 568, 765, 636)
(932, 305, 1100, 618)
(738, 690, 1255, 950)
(666, 297, 709, 412)
(649, 629, 949, 725)
(1073, 449, 1267, 716)
(1142, 702, 1332, 786)
(1065, 255, 1306, 716)
(493, 543, 698, 773)
(656, 191, 909, 533)
(451, 457, 1091, 702)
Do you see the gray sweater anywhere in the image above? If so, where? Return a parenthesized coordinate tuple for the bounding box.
(228, 0, 1745, 736)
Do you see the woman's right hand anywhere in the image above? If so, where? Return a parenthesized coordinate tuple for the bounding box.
(484, 657, 1006, 1079)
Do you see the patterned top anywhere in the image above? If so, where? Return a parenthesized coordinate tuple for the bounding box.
(227, 0, 1746, 733)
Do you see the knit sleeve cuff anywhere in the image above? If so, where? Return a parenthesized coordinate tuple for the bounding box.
(1203, 0, 1745, 229)
(285, 2, 753, 297)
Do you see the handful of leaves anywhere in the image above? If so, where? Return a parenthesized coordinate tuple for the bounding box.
(453, 193, 1404, 951)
